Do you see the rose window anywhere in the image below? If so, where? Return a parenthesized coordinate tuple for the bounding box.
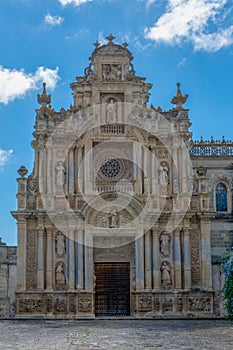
(100, 158, 121, 179)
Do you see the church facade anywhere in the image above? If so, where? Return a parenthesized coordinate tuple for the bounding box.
(11, 35, 233, 318)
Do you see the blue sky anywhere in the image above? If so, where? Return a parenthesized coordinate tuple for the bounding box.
(0, 0, 233, 245)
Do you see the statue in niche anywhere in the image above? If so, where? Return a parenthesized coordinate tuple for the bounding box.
(109, 209, 119, 228)
(161, 262, 172, 286)
(107, 99, 117, 123)
(55, 262, 66, 285)
(159, 163, 169, 186)
(55, 232, 66, 256)
(192, 176, 199, 195)
(55, 161, 65, 186)
(160, 234, 170, 257)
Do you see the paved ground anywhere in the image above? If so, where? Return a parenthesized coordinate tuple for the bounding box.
(0, 319, 233, 350)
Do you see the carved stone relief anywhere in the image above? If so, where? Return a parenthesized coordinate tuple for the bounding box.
(187, 296, 212, 312)
(162, 297, 173, 313)
(102, 64, 122, 81)
(78, 297, 92, 312)
(138, 296, 152, 313)
(55, 298, 66, 313)
(17, 298, 43, 314)
(26, 228, 37, 290)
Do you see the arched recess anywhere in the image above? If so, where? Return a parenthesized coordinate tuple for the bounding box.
(82, 192, 145, 228)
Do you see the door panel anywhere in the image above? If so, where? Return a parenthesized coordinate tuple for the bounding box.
(95, 262, 130, 316)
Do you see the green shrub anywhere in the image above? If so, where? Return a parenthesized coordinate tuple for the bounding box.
(222, 251, 233, 320)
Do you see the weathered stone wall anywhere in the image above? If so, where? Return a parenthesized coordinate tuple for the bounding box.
(0, 241, 17, 317)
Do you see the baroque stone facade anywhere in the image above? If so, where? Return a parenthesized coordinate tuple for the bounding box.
(10, 35, 233, 318)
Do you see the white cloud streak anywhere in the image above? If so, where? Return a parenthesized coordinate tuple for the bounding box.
(0, 66, 60, 105)
(146, 0, 156, 8)
(59, 0, 93, 6)
(45, 13, 64, 26)
(0, 149, 13, 168)
(145, 0, 233, 52)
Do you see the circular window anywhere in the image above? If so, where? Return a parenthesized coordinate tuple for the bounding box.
(100, 158, 121, 179)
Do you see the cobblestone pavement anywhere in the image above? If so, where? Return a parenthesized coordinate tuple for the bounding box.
(0, 319, 233, 350)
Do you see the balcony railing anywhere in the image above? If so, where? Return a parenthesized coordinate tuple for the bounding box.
(93, 180, 134, 194)
(190, 137, 233, 157)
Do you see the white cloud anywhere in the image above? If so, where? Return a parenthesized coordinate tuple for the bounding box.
(145, 0, 233, 52)
(59, 0, 93, 6)
(0, 149, 13, 168)
(45, 13, 64, 26)
(193, 26, 233, 51)
(0, 66, 60, 105)
(177, 57, 187, 67)
(146, 0, 156, 8)
(98, 31, 108, 45)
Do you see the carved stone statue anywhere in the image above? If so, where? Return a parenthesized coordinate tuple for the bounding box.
(107, 99, 117, 123)
(55, 262, 66, 285)
(159, 164, 169, 186)
(56, 161, 65, 186)
(160, 234, 170, 257)
(109, 209, 119, 228)
(55, 232, 66, 256)
(161, 262, 172, 286)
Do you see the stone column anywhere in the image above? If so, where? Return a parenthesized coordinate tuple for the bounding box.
(174, 228, 182, 289)
(76, 227, 84, 290)
(135, 234, 145, 290)
(84, 231, 93, 291)
(47, 145, 53, 194)
(200, 216, 212, 290)
(77, 145, 83, 193)
(16, 216, 27, 291)
(68, 147, 74, 194)
(84, 142, 92, 195)
(37, 228, 45, 290)
(144, 146, 149, 194)
(152, 225, 160, 289)
(183, 227, 192, 289)
(145, 230, 152, 290)
(68, 228, 75, 290)
(151, 146, 158, 195)
(134, 142, 142, 193)
(46, 227, 53, 291)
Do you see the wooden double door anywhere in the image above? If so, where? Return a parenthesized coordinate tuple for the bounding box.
(95, 262, 130, 316)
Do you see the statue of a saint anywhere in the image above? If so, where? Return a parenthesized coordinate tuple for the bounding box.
(55, 262, 66, 285)
(159, 164, 169, 186)
(160, 234, 170, 257)
(161, 262, 172, 286)
(56, 161, 65, 186)
(107, 99, 117, 123)
(109, 209, 118, 228)
(55, 233, 66, 256)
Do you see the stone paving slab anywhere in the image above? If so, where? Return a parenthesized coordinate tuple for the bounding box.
(0, 320, 233, 350)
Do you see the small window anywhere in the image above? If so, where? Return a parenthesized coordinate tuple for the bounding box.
(216, 183, 228, 212)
